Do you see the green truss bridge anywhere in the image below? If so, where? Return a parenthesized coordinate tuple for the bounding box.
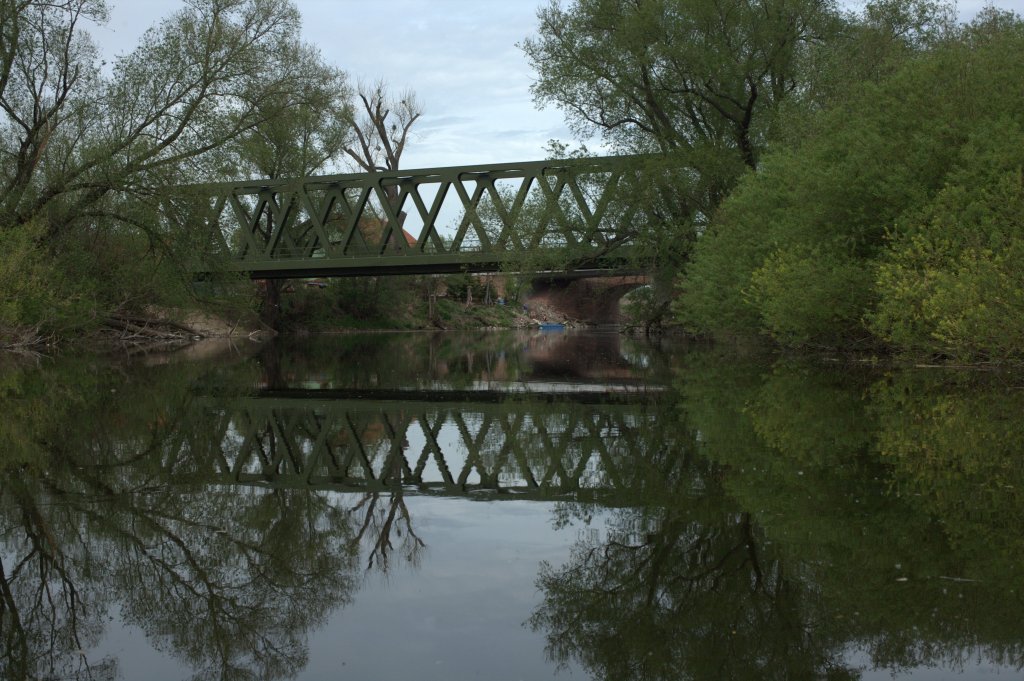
(179, 155, 653, 278)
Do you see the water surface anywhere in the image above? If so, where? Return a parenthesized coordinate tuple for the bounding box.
(1, 331, 1022, 680)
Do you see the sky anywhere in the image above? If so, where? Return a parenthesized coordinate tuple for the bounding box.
(89, 0, 1023, 174)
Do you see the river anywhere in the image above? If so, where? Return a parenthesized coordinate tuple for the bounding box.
(1, 330, 1022, 680)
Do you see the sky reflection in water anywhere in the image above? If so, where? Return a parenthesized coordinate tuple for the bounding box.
(1, 331, 1023, 680)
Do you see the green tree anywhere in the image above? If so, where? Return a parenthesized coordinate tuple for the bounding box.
(232, 46, 352, 181)
(228, 42, 354, 328)
(522, 0, 841, 165)
(1, 0, 311, 235)
(869, 116, 1024, 359)
(0, 0, 334, 340)
(677, 7, 1024, 351)
(522, 0, 849, 324)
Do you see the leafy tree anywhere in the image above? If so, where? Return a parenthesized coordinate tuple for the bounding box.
(227, 42, 354, 328)
(232, 45, 352, 180)
(0, 0, 334, 340)
(869, 116, 1024, 359)
(1, 0, 311, 235)
(522, 0, 849, 325)
(522, 0, 841, 165)
(676, 7, 1024, 352)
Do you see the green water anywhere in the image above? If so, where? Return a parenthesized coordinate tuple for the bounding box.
(1, 331, 1023, 680)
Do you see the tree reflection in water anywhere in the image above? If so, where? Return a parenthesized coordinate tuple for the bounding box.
(1, 463, 358, 680)
(531, 350, 1024, 681)
(3, 337, 1024, 681)
(0, 333, 666, 680)
(0, 355, 410, 681)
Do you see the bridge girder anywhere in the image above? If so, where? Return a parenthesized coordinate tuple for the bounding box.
(174, 156, 654, 278)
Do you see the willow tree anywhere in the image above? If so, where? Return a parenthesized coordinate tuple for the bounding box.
(520, 0, 844, 325)
(0, 0, 331, 339)
(228, 43, 354, 328)
(233, 47, 352, 180)
(0, 0, 319, 235)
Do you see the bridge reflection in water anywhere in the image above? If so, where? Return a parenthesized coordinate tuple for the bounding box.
(174, 391, 664, 501)
(6, 333, 1024, 681)
(159, 330, 674, 501)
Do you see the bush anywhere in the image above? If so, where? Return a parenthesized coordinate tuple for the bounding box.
(0, 220, 214, 346)
(870, 121, 1024, 359)
(677, 10, 1024, 356)
(748, 247, 877, 347)
(444, 273, 488, 303)
(0, 222, 64, 331)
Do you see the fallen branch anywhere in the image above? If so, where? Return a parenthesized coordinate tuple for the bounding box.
(107, 313, 199, 337)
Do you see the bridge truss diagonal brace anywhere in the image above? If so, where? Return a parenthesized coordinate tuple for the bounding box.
(180, 155, 656, 277)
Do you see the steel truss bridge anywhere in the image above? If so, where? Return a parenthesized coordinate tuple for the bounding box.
(178, 156, 653, 278)
(165, 389, 671, 501)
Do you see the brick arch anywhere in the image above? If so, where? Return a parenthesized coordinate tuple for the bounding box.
(526, 275, 650, 324)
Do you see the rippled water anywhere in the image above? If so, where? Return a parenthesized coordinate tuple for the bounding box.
(2, 330, 1023, 680)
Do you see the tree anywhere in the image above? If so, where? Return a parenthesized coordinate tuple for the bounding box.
(342, 80, 422, 175)
(521, 0, 846, 326)
(0, 0, 334, 339)
(229, 42, 354, 328)
(340, 79, 421, 213)
(675, 7, 1024, 353)
(232, 45, 352, 180)
(522, 0, 842, 166)
(331, 80, 424, 320)
(0, 0, 316, 236)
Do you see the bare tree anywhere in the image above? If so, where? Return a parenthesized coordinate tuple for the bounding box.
(340, 79, 424, 253)
(342, 79, 422, 178)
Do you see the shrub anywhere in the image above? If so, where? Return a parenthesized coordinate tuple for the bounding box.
(677, 10, 1024, 355)
(870, 120, 1024, 359)
(748, 247, 877, 347)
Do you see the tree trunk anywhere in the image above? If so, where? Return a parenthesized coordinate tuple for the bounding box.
(259, 279, 283, 330)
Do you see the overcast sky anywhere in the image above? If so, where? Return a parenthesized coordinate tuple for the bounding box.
(90, 0, 1022, 173)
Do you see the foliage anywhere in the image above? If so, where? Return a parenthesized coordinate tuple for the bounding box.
(279, 277, 408, 329)
(231, 44, 352, 179)
(443, 273, 488, 304)
(0, 219, 202, 343)
(522, 0, 851, 324)
(869, 119, 1024, 359)
(0, 0, 348, 343)
(1, 0, 309, 235)
(0, 221, 67, 339)
(522, 0, 841, 164)
(748, 246, 877, 346)
(618, 285, 659, 331)
(676, 8, 1024, 356)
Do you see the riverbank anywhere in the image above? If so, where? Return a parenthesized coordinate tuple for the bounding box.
(0, 294, 590, 358)
(0, 306, 269, 356)
(275, 280, 588, 334)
